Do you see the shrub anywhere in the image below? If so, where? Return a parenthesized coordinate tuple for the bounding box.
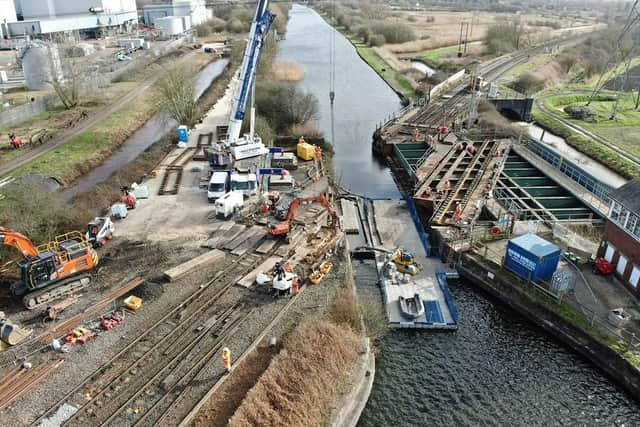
(369, 34, 386, 47)
(256, 81, 319, 133)
(370, 21, 417, 44)
(484, 20, 524, 54)
(195, 24, 210, 37)
(226, 18, 246, 33)
(510, 72, 545, 95)
(270, 61, 304, 81)
(209, 17, 226, 33)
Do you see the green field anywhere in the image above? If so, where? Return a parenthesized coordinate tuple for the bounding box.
(13, 89, 160, 183)
(418, 45, 459, 64)
(543, 92, 640, 160)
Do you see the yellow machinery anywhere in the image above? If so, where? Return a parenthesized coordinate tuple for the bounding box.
(297, 141, 316, 161)
(392, 248, 421, 275)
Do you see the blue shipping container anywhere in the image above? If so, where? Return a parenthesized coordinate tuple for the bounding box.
(177, 125, 189, 142)
(504, 233, 560, 283)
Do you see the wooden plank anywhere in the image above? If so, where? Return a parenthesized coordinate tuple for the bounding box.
(255, 238, 277, 254)
(201, 222, 234, 248)
(163, 250, 225, 282)
(275, 229, 305, 257)
(340, 200, 360, 234)
(223, 225, 259, 251)
(215, 224, 246, 249)
(236, 256, 282, 288)
(231, 229, 267, 256)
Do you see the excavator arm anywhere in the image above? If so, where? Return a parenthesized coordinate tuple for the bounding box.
(0, 226, 39, 258)
(269, 194, 334, 236)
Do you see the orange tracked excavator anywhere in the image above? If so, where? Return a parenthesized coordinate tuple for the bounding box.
(0, 226, 98, 309)
(267, 193, 335, 240)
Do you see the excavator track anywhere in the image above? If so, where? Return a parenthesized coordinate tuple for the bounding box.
(22, 275, 91, 310)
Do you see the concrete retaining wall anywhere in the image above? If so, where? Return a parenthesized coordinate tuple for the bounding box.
(0, 93, 59, 130)
(459, 253, 640, 401)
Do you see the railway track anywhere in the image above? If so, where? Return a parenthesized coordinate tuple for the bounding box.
(31, 252, 267, 427)
(158, 147, 197, 196)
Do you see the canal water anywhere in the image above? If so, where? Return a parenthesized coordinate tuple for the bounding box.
(279, 5, 640, 426)
(61, 59, 229, 200)
(276, 5, 401, 198)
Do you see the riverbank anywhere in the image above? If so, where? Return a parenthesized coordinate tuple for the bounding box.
(311, 8, 414, 102)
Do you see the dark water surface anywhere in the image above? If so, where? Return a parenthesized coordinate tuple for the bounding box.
(279, 5, 640, 427)
(276, 5, 401, 198)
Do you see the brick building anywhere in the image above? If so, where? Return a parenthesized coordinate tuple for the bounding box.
(600, 180, 640, 294)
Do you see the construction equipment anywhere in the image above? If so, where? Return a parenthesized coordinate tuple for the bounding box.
(208, 0, 274, 165)
(8, 133, 23, 149)
(296, 137, 316, 161)
(120, 186, 137, 209)
(0, 226, 98, 309)
(356, 246, 422, 276)
(271, 262, 298, 297)
(86, 217, 114, 248)
(266, 193, 334, 240)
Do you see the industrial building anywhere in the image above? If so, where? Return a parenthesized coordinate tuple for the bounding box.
(0, 0, 17, 38)
(143, 0, 211, 27)
(599, 180, 640, 294)
(2, 0, 138, 38)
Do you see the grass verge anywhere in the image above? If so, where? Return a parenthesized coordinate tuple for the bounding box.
(313, 9, 414, 100)
(532, 108, 640, 179)
(12, 89, 161, 184)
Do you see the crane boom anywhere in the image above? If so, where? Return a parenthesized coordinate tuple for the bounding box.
(227, 0, 275, 145)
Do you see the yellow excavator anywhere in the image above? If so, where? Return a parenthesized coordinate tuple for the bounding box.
(355, 246, 421, 275)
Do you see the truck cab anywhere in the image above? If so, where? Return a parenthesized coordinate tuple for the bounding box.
(230, 172, 257, 197)
(208, 171, 230, 202)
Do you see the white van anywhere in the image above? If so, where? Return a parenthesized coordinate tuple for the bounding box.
(208, 171, 229, 202)
(230, 172, 257, 197)
(215, 191, 244, 219)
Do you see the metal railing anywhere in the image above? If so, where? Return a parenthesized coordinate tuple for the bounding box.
(523, 138, 615, 206)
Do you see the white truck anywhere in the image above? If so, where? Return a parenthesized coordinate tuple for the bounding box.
(208, 171, 230, 202)
(215, 191, 244, 219)
(230, 171, 257, 197)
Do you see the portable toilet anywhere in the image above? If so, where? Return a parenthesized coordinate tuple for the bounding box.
(177, 125, 189, 143)
(504, 233, 561, 283)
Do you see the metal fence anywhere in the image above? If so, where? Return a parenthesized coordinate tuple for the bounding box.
(467, 243, 640, 351)
(524, 138, 615, 205)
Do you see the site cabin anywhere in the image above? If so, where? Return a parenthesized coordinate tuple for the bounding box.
(230, 172, 257, 197)
(215, 191, 244, 219)
(208, 171, 230, 202)
(269, 174, 295, 191)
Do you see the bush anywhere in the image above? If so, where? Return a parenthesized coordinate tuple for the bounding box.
(226, 18, 246, 33)
(195, 23, 210, 37)
(209, 17, 226, 33)
(256, 81, 319, 133)
(369, 34, 386, 47)
(511, 72, 545, 95)
(370, 21, 416, 44)
(484, 20, 524, 54)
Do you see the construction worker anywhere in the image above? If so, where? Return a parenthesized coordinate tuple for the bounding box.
(444, 180, 451, 193)
(453, 202, 463, 222)
(412, 127, 421, 142)
(468, 144, 476, 155)
(222, 347, 231, 373)
(298, 135, 306, 145)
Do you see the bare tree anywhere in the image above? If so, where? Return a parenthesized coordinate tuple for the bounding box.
(47, 45, 87, 109)
(157, 64, 197, 126)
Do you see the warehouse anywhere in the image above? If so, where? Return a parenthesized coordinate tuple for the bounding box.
(599, 180, 640, 294)
(3, 0, 137, 38)
(143, 0, 211, 27)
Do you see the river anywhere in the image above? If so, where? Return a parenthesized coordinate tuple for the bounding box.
(279, 5, 640, 426)
(61, 59, 229, 200)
